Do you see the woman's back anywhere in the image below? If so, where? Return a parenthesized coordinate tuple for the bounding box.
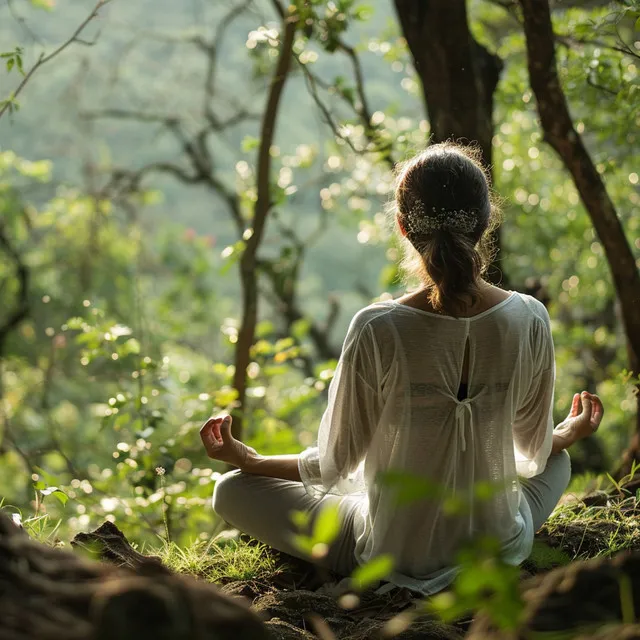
(300, 290, 555, 592)
(207, 143, 584, 598)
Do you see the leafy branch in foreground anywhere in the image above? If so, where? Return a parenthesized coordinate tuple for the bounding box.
(0, 0, 110, 120)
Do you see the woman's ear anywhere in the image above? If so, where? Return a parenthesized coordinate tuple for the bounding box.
(397, 215, 408, 237)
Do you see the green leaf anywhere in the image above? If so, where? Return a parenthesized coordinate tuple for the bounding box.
(241, 136, 259, 153)
(30, 0, 56, 10)
(291, 318, 311, 339)
(353, 4, 373, 20)
(474, 480, 501, 501)
(443, 494, 468, 516)
(428, 591, 469, 623)
(377, 470, 441, 505)
(291, 533, 315, 556)
(34, 466, 61, 486)
(290, 509, 311, 530)
(528, 540, 571, 570)
(311, 502, 341, 546)
(122, 338, 141, 355)
(6, 58, 14, 73)
(51, 490, 69, 506)
(40, 486, 69, 506)
(351, 554, 394, 590)
(66, 317, 85, 330)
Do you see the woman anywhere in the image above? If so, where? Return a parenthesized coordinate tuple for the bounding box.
(200, 143, 604, 594)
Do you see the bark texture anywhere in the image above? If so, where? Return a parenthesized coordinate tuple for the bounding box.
(393, 0, 501, 167)
(519, 0, 640, 473)
(393, 0, 505, 284)
(0, 513, 270, 640)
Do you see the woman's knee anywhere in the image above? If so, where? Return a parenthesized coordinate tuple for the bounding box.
(212, 469, 244, 521)
(553, 449, 572, 492)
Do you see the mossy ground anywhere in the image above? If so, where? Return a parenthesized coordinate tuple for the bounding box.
(9, 472, 640, 639)
(150, 474, 640, 639)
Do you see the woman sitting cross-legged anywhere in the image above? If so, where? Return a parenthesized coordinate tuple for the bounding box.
(200, 142, 604, 595)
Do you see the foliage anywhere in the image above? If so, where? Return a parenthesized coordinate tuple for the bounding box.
(428, 537, 524, 630)
(0, 0, 638, 602)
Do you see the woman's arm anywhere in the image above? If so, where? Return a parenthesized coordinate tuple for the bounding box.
(243, 452, 301, 481)
(200, 312, 383, 488)
(200, 415, 302, 481)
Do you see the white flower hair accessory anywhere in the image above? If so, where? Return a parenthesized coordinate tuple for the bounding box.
(402, 201, 478, 235)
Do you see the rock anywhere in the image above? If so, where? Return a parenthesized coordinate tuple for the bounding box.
(468, 552, 640, 639)
(0, 512, 270, 640)
(71, 520, 164, 570)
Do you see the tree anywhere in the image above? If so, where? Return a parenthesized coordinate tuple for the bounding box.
(232, 2, 299, 440)
(519, 0, 640, 474)
(393, 0, 502, 168)
(85, 0, 384, 441)
(0, 0, 107, 119)
(393, 0, 505, 283)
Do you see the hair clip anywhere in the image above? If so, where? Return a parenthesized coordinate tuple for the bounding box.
(404, 202, 478, 235)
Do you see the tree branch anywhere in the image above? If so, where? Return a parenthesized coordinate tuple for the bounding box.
(258, 212, 340, 362)
(0, 220, 29, 357)
(0, 0, 109, 120)
(202, 0, 256, 126)
(556, 33, 640, 61)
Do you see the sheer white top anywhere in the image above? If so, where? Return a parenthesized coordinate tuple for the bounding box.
(298, 291, 554, 594)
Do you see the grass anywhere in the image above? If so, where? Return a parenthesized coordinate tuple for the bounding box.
(540, 499, 640, 559)
(1, 499, 64, 546)
(538, 466, 640, 561)
(152, 535, 282, 584)
(6, 466, 640, 590)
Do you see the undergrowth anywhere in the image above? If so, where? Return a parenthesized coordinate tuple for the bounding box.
(6, 466, 640, 585)
(153, 536, 282, 584)
(538, 464, 640, 561)
(1, 500, 64, 546)
(540, 498, 640, 560)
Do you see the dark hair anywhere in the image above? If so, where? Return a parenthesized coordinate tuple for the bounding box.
(393, 142, 500, 316)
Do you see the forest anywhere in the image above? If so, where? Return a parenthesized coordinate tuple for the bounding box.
(1, 0, 640, 638)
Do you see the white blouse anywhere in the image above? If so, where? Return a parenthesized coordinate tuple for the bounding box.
(298, 291, 555, 594)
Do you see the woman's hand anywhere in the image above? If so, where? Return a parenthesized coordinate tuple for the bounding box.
(200, 415, 257, 469)
(552, 391, 604, 452)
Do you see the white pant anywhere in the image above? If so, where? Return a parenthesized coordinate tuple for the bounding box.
(213, 450, 571, 577)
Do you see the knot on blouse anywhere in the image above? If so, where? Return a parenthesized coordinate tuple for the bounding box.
(443, 386, 488, 452)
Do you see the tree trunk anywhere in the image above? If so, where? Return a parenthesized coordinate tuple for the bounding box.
(393, 0, 505, 284)
(519, 0, 640, 475)
(0, 513, 271, 640)
(231, 13, 298, 440)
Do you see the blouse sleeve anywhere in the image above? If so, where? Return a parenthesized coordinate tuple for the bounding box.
(512, 310, 555, 478)
(298, 313, 382, 497)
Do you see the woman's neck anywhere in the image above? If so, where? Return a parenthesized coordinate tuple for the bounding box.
(396, 280, 510, 318)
